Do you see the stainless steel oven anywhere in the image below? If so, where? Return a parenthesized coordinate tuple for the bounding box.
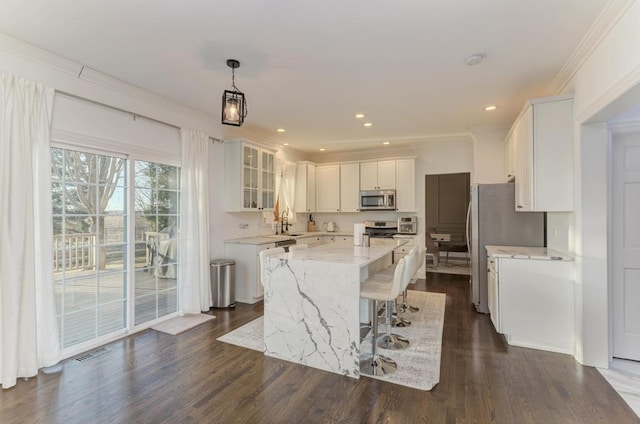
(359, 190, 396, 211)
(364, 221, 398, 239)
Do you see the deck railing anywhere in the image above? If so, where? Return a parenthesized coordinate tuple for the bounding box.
(53, 233, 96, 271)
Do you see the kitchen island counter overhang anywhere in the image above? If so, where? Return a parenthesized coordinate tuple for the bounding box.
(262, 238, 406, 378)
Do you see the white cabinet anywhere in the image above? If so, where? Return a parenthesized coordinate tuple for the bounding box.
(224, 242, 277, 303)
(295, 161, 316, 213)
(340, 163, 360, 212)
(489, 254, 575, 354)
(360, 160, 396, 190)
(395, 158, 416, 212)
(296, 235, 322, 247)
(393, 235, 416, 260)
(511, 95, 574, 211)
(316, 165, 340, 212)
(225, 141, 276, 212)
(320, 235, 335, 244)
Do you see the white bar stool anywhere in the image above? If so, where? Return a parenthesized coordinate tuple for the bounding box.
(359, 257, 407, 376)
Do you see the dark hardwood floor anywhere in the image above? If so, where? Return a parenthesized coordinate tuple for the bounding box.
(1, 273, 637, 423)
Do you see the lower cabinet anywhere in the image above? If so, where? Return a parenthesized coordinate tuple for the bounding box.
(489, 255, 574, 354)
(224, 242, 277, 304)
(296, 235, 322, 247)
(393, 235, 416, 262)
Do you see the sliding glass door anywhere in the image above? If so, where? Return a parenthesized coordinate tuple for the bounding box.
(52, 148, 127, 348)
(52, 147, 180, 350)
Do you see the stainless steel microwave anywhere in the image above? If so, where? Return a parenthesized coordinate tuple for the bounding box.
(359, 190, 396, 211)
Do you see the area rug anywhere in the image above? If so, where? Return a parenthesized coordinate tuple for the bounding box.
(217, 291, 446, 391)
(151, 313, 215, 335)
(426, 261, 471, 276)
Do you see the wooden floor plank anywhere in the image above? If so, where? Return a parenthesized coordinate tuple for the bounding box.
(0, 273, 637, 423)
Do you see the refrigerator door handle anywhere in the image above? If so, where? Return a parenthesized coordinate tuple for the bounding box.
(465, 201, 471, 255)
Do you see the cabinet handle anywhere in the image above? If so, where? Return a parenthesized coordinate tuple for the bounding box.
(516, 205, 523, 209)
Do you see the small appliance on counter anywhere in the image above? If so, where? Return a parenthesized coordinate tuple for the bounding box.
(397, 216, 417, 234)
(353, 223, 366, 245)
(324, 221, 337, 232)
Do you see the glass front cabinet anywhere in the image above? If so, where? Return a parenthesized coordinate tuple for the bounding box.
(225, 140, 276, 211)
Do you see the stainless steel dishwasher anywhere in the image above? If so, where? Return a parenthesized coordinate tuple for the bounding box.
(275, 238, 296, 252)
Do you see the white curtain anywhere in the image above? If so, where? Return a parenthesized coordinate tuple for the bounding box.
(280, 162, 297, 222)
(178, 128, 211, 313)
(0, 73, 60, 389)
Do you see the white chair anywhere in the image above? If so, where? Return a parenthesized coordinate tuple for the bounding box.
(288, 244, 308, 252)
(259, 247, 285, 286)
(359, 257, 407, 376)
(377, 246, 418, 327)
(399, 247, 425, 313)
(381, 248, 416, 333)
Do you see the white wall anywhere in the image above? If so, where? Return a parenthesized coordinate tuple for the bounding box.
(561, 0, 640, 367)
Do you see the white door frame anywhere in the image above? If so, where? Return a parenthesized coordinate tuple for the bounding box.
(608, 122, 640, 361)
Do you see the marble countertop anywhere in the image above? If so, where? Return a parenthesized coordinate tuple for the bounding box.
(224, 231, 352, 245)
(277, 238, 406, 266)
(485, 245, 574, 261)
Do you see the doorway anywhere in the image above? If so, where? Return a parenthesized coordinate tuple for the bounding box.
(425, 172, 471, 270)
(612, 131, 640, 361)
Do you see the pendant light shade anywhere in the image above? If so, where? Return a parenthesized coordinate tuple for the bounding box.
(221, 59, 247, 126)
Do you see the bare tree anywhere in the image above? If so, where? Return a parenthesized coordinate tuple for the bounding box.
(51, 148, 125, 269)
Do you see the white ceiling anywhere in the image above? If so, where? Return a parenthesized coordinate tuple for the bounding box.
(0, 0, 610, 153)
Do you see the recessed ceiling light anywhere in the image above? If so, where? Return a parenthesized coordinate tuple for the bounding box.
(277, 128, 286, 133)
(319, 148, 326, 151)
(283, 143, 289, 146)
(383, 141, 390, 145)
(364, 122, 373, 127)
(355, 113, 365, 119)
(465, 54, 484, 66)
(484, 105, 497, 111)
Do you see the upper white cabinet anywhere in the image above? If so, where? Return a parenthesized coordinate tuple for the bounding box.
(511, 95, 574, 212)
(225, 140, 276, 212)
(340, 163, 360, 212)
(395, 158, 416, 212)
(316, 165, 340, 212)
(360, 160, 396, 190)
(295, 161, 316, 213)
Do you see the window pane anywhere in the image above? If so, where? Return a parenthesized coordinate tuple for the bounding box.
(134, 160, 179, 325)
(52, 147, 128, 350)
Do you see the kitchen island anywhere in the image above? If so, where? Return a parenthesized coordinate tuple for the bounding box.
(262, 238, 405, 378)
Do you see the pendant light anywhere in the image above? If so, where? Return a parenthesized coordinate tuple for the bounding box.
(221, 59, 247, 126)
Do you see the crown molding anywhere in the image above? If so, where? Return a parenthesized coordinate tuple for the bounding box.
(0, 33, 81, 76)
(546, 0, 635, 95)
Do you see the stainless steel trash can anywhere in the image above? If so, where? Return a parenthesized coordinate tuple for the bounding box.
(210, 259, 236, 308)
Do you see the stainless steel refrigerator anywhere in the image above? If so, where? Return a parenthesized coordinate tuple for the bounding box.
(468, 183, 545, 313)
